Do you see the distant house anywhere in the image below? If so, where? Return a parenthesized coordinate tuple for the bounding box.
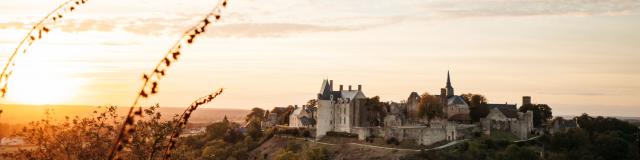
(481, 98, 534, 140)
(484, 103, 519, 130)
(550, 118, 578, 134)
(1, 137, 25, 146)
(289, 105, 317, 128)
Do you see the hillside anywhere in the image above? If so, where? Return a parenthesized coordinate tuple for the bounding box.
(249, 136, 416, 160)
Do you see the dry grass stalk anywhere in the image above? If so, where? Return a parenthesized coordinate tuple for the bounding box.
(0, 0, 89, 97)
(108, 0, 229, 159)
(161, 88, 224, 160)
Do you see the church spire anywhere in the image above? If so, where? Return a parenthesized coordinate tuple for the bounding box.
(446, 70, 452, 88)
(446, 71, 454, 97)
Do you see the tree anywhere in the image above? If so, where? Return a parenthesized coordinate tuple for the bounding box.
(461, 93, 490, 122)
(306, 99, 318, 108)
(6, 105, 177, 160)
(246, 118, 263, 139)
(246, 107, 266, 122)
(417, 92, 445, 125)
(518, 104, 552, 127)
(496, 144, 538, 160)
(363, 96, 389, 126)
(593, 133, 633, 160)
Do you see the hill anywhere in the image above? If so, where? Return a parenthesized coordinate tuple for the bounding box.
(249, 136, 414, 160)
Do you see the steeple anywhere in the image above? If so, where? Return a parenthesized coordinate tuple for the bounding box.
(446, 71, 452, 88)
(446, 71, 454, 97)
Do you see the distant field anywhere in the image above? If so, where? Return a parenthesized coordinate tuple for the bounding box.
(0, 104, 250, 124)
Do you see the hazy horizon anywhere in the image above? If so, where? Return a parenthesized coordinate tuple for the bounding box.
(1, 0, 639, 117)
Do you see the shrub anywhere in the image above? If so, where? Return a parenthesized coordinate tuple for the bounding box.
(326, 131, 358, 138)
(386, 137, 400, 145)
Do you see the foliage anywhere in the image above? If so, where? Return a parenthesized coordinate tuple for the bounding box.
(518, 104, 552, 127)
(171, 116, 272, 160)
(2, 105, 177, 160)
(246, 107, 266, 122)
(461, 93, 490, 122)
(245, 119, 263, 139)
(576, 113, 639, 140)
(417, 92, 444, 125)
(386, 137, 400, 145)
(363, 96, 389, 126)
(302, 145, 330, 160)
(110, 0, 230, 158)
(163, 89, 224, 159)
(325, 131, 358, 138)
(271, 142, 329, 160)
(496, 144, 538, 160)
(275, 150, 298, 160)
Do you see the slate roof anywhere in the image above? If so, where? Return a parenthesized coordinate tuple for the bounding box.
(447, 96, 468, 106)
(487, 104, 519, 118)
(299, 116, 316, 126)
(341, 90, 364, 100)
(319, 79, 331, 95)
(318, 79, 365, 101)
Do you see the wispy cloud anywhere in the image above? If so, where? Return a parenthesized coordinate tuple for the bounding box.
(420, 0, 640, 18)
(206, 23, 356, 37)
(1, 0, 639, 37)
(0, 18, 358, 37)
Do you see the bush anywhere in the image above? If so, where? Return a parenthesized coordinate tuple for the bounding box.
(303, 145, 329, 160)
(386, 137, 400, 145)
(326, 131, 358, 138)
(365, 135, 375, 143)
(496, 144, 538, 160)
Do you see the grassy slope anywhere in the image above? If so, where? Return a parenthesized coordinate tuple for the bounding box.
(249, 136, 414, 160)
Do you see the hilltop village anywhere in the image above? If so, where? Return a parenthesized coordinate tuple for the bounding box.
(260, 72, 562, 146)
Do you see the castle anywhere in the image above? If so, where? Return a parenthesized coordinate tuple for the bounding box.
(288, 72, 534, 145)
(315, 80, 368, 138)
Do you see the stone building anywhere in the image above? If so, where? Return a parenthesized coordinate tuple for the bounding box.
(406, 71, 471, 123)
(550, 118, 578, 134)
(289, 105, 317, 128)
(406, 92, 420, 120)
(440, 71, 470, 119)
(481, 97, 534, 140)
(315, 79, 368, 139)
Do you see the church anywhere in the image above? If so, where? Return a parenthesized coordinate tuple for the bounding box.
(440, 71, 471, 123)
(406, 71, 471, 123)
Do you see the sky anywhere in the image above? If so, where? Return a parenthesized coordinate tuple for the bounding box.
(0, 0, 639, 116)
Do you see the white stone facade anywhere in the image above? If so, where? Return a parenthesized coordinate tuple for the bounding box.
(315, 79, 366, 139)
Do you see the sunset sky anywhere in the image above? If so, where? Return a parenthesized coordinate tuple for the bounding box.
(0, 0, 639, 116)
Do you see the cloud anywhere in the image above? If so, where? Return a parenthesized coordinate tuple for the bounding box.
(2, 0, 638, 37)
(420, 0, 640, 18)
(0, 17, 357, 37)
(205, 23, 356, 37)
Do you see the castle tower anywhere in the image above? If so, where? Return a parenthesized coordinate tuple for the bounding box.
(446, 71, 454, 97)
(523, 96, 532, 106)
